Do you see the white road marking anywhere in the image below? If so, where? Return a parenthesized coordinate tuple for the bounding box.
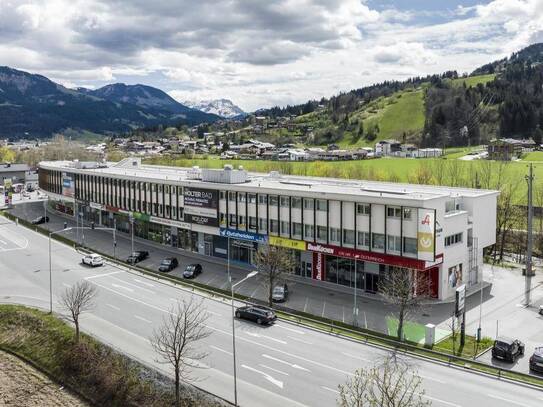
(303, 297, 308, 313)
(106, 303, 120, 311)
(207, 310, 222, 317)
(487, 393, 533, 407)
(342, 352, 372, 363)
(210, 345, 232, 356)
(62, 283, 71, 288)
(418, 374, 445, 384)
(274, 324, 306, 335)
(133, 278, 155, 288)
(287, 336, 313, 345)
(250, 285, 260, 298)
(241, 365, 283, 389)
(321, 386, 339, 395)
(85, 271, 123, 280)
(262, 354, 311, 372)
(259, 364, 289, 376)
(0, 238, 7, 244)
(421, 394, 461, 407)
(110, 276, 156, 294)
(246, 331, 287, 344)
(111, 283, 134, 293)
(321, 302, 326, 317)
(134, 315, 152, 323)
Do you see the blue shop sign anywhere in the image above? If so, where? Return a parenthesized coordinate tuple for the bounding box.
(219, 228, 267, 243)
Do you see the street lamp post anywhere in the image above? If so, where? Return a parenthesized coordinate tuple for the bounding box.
(353, 255, 360, 326)
(231, 270, 258, 406)
(130, 215, 134, 254)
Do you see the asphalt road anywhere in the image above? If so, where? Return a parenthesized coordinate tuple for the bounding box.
(1, 217, 543, 406)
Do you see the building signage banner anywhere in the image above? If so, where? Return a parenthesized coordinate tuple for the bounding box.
(455, 284, 466, 316)
(219, 228, 267, 243)
(61, 174, 74, 198)
(133, 212, 151, 222)
(417, 208, 436, 262)
(269, 236, 306, 251)
(312, 252, 325, 281)
(185, 213, 219, 227)
(89, 202, 102, 210)
(150, 215, 191, 229)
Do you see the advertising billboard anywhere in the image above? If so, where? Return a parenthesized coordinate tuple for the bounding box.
(185, 213, 219, 227)
(62, 174, 74, 198)
(417, 208, 436, 262)
(183, 187, 218, 216)
(219, 228, 267, 243)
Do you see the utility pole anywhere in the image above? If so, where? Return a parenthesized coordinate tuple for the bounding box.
(525, 163, 534, 306)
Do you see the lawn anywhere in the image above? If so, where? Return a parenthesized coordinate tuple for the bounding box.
(147, 156, 543, 203)
(451, 74, 496, 88)
(522, 151, 543, 161)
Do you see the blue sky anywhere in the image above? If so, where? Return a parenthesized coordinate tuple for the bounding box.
(0, 0, 541, 111)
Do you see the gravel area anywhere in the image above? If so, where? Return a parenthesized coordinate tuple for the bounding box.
(0, 350, 89, 407)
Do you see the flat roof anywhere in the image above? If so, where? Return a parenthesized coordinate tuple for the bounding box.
(39, 160, 499, 202)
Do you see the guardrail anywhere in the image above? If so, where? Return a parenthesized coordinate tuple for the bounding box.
(3, 210, 543, 389)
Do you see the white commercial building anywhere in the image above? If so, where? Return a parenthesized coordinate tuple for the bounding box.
(38, 158, 499, 300)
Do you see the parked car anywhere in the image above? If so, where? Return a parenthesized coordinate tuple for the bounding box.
(82, 253, 104, 267)
(539, 305, 543, 315)
(529, 347, 543, 374)
(183, 263, 202, 278)
(272, 283, 289, 302)
(491, 336, 525, 362)
(158, 257, 178, 272)
(126, 251, 149, 264)
(235, 305, 277, 325)
(31, 215, 49, 224)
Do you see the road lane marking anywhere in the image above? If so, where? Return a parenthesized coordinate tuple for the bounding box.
(85, 271, 123, 280)
(259, 364, 289, 376)
(109, 276, 156, 294)
(321, 302, 326, 317)
(134, 315, 152, 323)
(303, 298, 308, 312)
(487, 393, 533, 407)
(111, 283, 135, 293)
(241, 365, 283, 389)
(420, 394, 461, 407)
(62, 283, 71, 288)
(0, 238, 7, 244)
(106, 303, 120, 311)
(418, 374, 445, 384)
(246, 331, 287, 344)
(321, 386, 339, 394)
(274, 324, 306, 335)
(210, 345, 232, 356)
(133, 278, 155, 288)
(207, 310, 222, 317)
(287, 336, 313, 345)
(262, 354, 311, 372)
(342, 352, 372, 363)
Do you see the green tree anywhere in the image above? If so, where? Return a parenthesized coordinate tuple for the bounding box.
(0, 146, 16, 162)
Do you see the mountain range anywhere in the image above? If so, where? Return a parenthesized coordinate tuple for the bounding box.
(183, 99, 245, 119)
(0, 67, 219, 138)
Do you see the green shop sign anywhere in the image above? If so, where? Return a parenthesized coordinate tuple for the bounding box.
(132, 212, 150, 222)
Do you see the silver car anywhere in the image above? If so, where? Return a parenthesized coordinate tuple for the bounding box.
(272, 284, 289, 302)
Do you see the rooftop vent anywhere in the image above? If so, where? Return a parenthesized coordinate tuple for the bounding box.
(201, 167, 248, 184)
(187, 166, 202, 180)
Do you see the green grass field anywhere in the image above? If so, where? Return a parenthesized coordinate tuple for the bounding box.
(522, 151, 543, 161)
(451, 74, 496, 88)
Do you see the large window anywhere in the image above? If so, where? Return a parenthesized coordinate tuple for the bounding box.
(291, 197, 302, 209)
(445, 232, 463, 246)
(292, 222, 302, 237)
(403, 208, 413, 220)
(387, 235, 401, 252)
(238, 215, 246, 227)
(229, 192, 236, 201)
(280, 221, 290, 235)
(220, 191, 226, 200)
(387, 206, 401, 218)
(303, 199, 314, 210)
(403, 237, 417, 255)
(330, 227, 341, 243)
(219, 212, 226, 226)
(343, 229, 355, 245)
(259, 217, 267, 232)
(316, 199, 327, 211)
(238, 193, 246, 203)
(304, 224, 314, 239)
(269, 195, 278, 206)
(248, 194, 257, 204)
(372, 233, 385, 250)
(317, 226, 327, 241)
(249, 216, 257, 231)
(356, 203, 370, 215)
(280, 196, 289, 207)
(269, 219, 279, 234)
(258, 194, 267, 205)
(357, 231, 370, 247)
(229, 213, 236, 227)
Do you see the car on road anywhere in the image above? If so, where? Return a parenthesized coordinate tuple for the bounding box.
(272, 283, 289, 302)
(529, 347, 543, 374)
(158, 257, 178, 272)
(126, 251, 149, 264)
(235, 305, 276, 325)
(183, 263, 202, 278)
(82, 253, 104, 267)
(491, 336, 525, 362)
(31, 215, 49, 224)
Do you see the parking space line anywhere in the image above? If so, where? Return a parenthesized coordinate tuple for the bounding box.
(210, 345, 232, 356)
(321, 302, 326, 318)
(321, 386, 339, 394)
(134, 315, 152, 324)
(85, 271, 123, 280)
(303, 298, 308, 313)
(106, 303, 120, 311)
(487, 393, 533, 407)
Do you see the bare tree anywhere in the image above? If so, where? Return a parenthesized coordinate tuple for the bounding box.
(338, 355, 431, 407)
(150, 297, 211, 406)
(493, 182, 522, 262)
(379, 268, 431, 341)
(253, 243, 296, 307)
(60, 280, 97, 343)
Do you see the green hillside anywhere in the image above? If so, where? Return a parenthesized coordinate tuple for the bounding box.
(450, 74, 496, 87)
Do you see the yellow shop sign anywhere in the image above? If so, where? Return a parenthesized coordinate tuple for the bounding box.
(269, 236, 306, 251)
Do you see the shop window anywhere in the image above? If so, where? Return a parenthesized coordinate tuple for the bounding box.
(387, 235, 401, 252)
(280, 196, 289, 207)
(292, 222, 302, 237)
(258, 194, 267, 205)
(269, 219, 279, 234)
(316, 199, 327, 211)
(372, 233, 385, 250)
(269, 196, 278, 206)
(291, 197, 302, 209)
(304, 224, 314, 239)
(357, 231, 370, 247)
(403, 208, 413, 220)
(343, 229, 355, 245)
(249, 216, 257, 231)
(280, 221, 290, 235)
(403, 237, 417, 255)
(356, 203, 370, 215)
(330, 228, 340, 243)
(387, 206, 401, 218)
(248, 194, 257, 204)
(317, 226, 327, 241)
(303, 199, 314, 210)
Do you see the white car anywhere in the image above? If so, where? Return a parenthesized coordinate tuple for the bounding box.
(82, 253, 104, 267)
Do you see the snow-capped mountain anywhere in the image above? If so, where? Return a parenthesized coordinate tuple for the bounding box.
(183, 98, 245, 119)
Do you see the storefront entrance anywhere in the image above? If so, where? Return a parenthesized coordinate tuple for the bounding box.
(229, 239, 256, 264)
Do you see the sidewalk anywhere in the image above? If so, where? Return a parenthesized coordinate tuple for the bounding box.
(8, 200, 535, 338)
